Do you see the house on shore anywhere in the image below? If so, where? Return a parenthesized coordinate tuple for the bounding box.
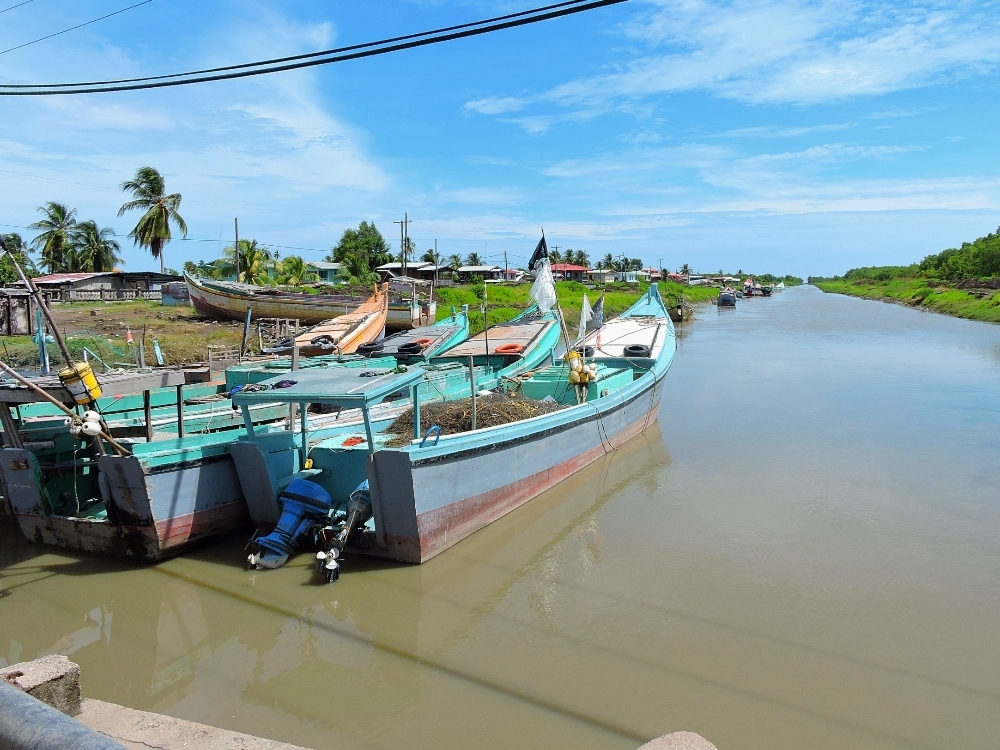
(550, 263, 590, 282)
(15, 271, 181, 302)
(456, 265, 503, 282)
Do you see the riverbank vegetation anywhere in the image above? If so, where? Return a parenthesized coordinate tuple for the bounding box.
(810, 228, 1000, 323)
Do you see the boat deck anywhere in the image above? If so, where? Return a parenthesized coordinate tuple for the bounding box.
(444, 317, 552, 357)
(583, 317, 672, 360)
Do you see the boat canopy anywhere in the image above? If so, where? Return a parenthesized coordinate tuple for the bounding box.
(231, 366, 426, 453)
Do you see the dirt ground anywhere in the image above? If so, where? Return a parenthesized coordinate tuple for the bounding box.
(2, 301, 246, 368)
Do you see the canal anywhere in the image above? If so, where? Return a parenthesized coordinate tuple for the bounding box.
(2, 284, 999, 750)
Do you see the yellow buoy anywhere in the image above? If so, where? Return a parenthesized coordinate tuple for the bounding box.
(58, 362, 102, 404)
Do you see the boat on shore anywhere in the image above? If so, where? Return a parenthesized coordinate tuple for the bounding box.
(230, 284, 672, 568)
(717, 290, 737, 307)
(264, 284, 389, 357)
(186, 274, 434, 331)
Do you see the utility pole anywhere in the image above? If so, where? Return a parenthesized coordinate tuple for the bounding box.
(234, 218, 240, 281)
(393, 213, 411, 277)
(504, 250, 508, 282)
(434, 239, 439, 284)
(658, 258, 662, 280)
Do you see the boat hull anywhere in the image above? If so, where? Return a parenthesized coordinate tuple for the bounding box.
(366, 358, 667, 564)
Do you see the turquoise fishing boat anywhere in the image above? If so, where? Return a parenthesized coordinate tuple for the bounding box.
(229, 285, 672, 571)
(0, 306, 559, 560)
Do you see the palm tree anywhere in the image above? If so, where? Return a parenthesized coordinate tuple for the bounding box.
(680, 263, 691, 275)
(0, 233, 38, 284)
(548, 248, 562, 264)
(211, 239, 275, 285)
(342, 252, 380, 284)
(421, 249, 437, 263)
(118, 166, 187, 273)
(597, 253, 615, 270)
(277, 255, 319, 286)
(447, 253, 463, 270)
(465, 252, 483, 267)
(73, 220, 123, 272)
(29, 202, 77, 273)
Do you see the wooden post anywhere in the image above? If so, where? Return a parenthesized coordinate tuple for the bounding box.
(143, 390, 153, 441)
(0, 403, 24, 449)
(412, 384, 421, 440)
(468, 356, 477, 431)
(175, 384, 185, 437)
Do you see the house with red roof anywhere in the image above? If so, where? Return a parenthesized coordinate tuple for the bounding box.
(550, 263, 590, 282)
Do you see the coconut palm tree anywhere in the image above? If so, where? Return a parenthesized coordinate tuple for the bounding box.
(596, 253, 615, 270)
(341, 252, 380, 284)
(211, 239, 275, 285)
(118, 166, 187, 274)
(73, 220, 123, 272)
(29, 202, 77, 273)
(0, 233, 38, 284)
(465, 251, 483, 267)
(277, 255, 319, 286)
(446, 253, 463, 270)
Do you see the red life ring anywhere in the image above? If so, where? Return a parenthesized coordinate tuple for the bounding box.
(414, 337, 434, 347)
(495, 343, 524, 354)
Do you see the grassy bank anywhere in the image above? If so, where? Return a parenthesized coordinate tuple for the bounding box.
(436, 280, 717, 334)
(812, 278, 1000, 323)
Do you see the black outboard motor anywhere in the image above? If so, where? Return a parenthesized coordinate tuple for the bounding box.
(316, 480, 373, 583)
(248, 479, 333, 570)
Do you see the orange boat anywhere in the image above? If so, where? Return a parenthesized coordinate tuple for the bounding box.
(267, 284, 389, 357)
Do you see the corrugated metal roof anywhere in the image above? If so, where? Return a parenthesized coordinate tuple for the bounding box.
(551, 263, 590, 272)
(457, 265, 501, 272)
(28, 272, 108, 284)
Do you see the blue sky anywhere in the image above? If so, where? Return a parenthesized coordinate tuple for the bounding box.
(1, 0, 999, 277)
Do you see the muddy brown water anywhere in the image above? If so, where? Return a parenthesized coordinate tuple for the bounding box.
(2, 285, 999, 750)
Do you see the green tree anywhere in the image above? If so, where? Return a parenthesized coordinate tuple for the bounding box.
(465, 252, 483, 266)
(597, 253, 615, 270)
(0, 233, 38, 284)
(446, 253, 463, 270)
(341, 252, 380, 284)
(211, 239, 275, 285)
(630, 258, 643, 271)
(548, 248, 562, 264)
(568, 249, 590, 267)
(421, 249, 437, 263)
(327, 221, 391, 267)
(29, 201, 77, 273)
(72, 220, 123, 272)
(118, 166, 187, 274)
(398, 237, 416, 265)
(276, 255, 319, 286)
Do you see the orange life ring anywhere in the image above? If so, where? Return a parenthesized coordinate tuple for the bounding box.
(414, 337, 434, 347)
(495, 343, 524, 354)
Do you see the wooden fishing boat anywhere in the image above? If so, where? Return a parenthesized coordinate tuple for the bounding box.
(186, 274, 434, 331)
(229, 286, 672, 566)
(717, 290, 737, 307)
(668, 300, 695, 322)
(266, 284, 389, 357)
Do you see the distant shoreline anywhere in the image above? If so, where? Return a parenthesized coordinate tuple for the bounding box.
(812, 278, 1000, 324)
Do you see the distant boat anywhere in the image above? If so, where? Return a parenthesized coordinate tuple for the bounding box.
(668, 300, 695, 323)
(774, 281, 785, 291)
(718, 290, 737, 307)
(185, 274, 434, 330)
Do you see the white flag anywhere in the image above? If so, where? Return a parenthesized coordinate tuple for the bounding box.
(577, 293, 592, 342)
(530, 257, 557, 313)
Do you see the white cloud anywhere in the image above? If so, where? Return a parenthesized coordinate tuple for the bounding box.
(464, 96, 528, 114)
(466, 0, 1000, 125)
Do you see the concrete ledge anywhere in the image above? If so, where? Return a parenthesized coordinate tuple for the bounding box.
(0, 654, 81, 716)
(638, 732, 718, 750)
(78, 699, 313, 750)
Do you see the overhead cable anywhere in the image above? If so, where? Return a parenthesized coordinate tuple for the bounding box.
(0, 0, 627, 95)
(0, 0, 153, 56)
(0, 0, 35, 15)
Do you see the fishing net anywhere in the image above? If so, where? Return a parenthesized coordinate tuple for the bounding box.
(384, 392, 567, 447)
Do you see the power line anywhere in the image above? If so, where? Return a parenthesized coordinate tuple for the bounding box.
(0, 0, 627, 95)
(0, 0, 35, 15)
(0, 0, 153, 57)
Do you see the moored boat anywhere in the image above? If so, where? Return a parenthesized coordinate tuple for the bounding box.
(229, 284, 673, 568)
(718, 290, 737, 307)
(668, 300, 695, 322)
(265, 284, 389, 357)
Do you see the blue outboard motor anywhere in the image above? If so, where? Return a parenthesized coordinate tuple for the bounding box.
(248, 479, 332, 570)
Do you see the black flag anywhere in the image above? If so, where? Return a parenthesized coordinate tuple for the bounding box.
(587, 294, 605, 332)
(528, 235, 548, 270)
